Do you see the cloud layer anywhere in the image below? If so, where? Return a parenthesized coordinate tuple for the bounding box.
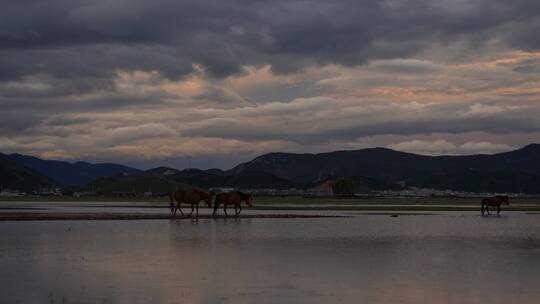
(1, 1, 540, 168)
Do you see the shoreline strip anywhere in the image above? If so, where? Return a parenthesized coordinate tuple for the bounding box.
(0, 212, 345, 221)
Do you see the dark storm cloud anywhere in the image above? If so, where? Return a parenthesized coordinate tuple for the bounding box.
(0, 44, 193, 82)
(46, 116, 92, 126)
(1, 0, 540, 82)
(0, 111, 45, 133)
(180, 100, 540, 142)
(0, 92, 168, 113)
(2, 0, 540, 164)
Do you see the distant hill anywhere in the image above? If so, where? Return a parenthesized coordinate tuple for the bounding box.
(0, 154, 56, 192)
(228, 148, 431, 183)
(87, 168, 184, 194)
(4, 144, 540, 193)
(142, 166, 181, 177)
(88, 168, 297, 194)
(169, 169, 296, 189)
(228, 144, 540, 193)
(204, 168, 228, 176)
(5, 153, 141, 186)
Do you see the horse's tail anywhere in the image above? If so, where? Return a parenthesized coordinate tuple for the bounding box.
(245, 194, 253, 207)
(165, 191, 174, 214)
(168, 190, 176, 205)
(212, 193, 221, 214)
(481, 197, 486, 214)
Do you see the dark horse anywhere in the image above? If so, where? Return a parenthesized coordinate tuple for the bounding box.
(168, 188, 214, 218)
(212, 191, 253, 217)
(481, 195, 509, 216)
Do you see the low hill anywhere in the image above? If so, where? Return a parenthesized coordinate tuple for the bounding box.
(86, 168, 297, 194)
(0, 154, 57, 192)
(228, 144, 540, 193)
(169, 169, 296, 189)
(5, 153, 141, 186)
(228, 148, 433, 184)
(83, 166, 184, 194)
(88, 176, 184, 195)
(5, 144, 540, 194)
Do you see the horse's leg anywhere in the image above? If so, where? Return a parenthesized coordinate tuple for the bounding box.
(174, 202, 180, 217)
(223, 204, 228, 217)
(189, 203, 194, 217)
(212, 202, 219, 217)
(486, 205, 490, 215)
(196, 203, 199, 218)
(497, 204, 501, 216)
(481, 203, 484, 216)
(238, 204, 242, 216)
(169, 193, 176, 215)
(176, 202, 184, 216)
(234, 204, 239, 217)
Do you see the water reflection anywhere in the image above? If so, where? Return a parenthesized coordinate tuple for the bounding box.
(0, 214, 539, 303)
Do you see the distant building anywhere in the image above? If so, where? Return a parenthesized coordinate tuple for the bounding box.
(35, 186, 63, 196)
(0, 189, 23, 197)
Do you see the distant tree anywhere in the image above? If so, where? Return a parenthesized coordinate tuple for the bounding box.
(332, 178, 355, 196)
(62, 188, 74, 196)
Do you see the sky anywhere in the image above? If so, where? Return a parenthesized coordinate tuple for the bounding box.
(1, 0, 540, 169)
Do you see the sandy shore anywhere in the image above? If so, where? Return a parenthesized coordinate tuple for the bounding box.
(0, 212, 343, 221)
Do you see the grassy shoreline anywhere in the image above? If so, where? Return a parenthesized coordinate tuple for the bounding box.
(2, 196, 540, 212)
(2, 195, 539, 204)
(0, 212, 343, 221)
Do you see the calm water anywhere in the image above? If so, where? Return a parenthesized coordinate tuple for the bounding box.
(1, 213, 540, 304)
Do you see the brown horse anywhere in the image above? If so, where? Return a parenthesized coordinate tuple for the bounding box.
(481, 195, 509, 216)
(168, 188, 214, 218)
(212, 191, 253, 217)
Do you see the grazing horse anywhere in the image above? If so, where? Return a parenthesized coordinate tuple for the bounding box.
(212, 191, 253, 217)
(168, 188, 214, 218)
(481, 195, 509, 216)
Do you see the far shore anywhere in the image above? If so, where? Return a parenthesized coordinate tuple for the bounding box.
(0, 212, 343, 221)
(2, 195, 540, 204)
(1, 196, 540, 216)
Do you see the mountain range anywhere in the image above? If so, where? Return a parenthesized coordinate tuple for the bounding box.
(0, 154, 56, 192)
(229, 144, 540, 193)
(2, 144, 540, 193)
(2, 153, 140, 186)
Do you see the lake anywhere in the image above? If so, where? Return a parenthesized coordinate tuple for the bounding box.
(1, 211, 540, 303)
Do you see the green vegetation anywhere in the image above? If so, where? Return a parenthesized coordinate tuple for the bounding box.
(0, 195, 169, 203)
(332, 178, 355, 196)
(252, 205, 540, 212)
(4, 195, 540, 212)
(252, 196, 540, 206)
(86, 177, 183, 194)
